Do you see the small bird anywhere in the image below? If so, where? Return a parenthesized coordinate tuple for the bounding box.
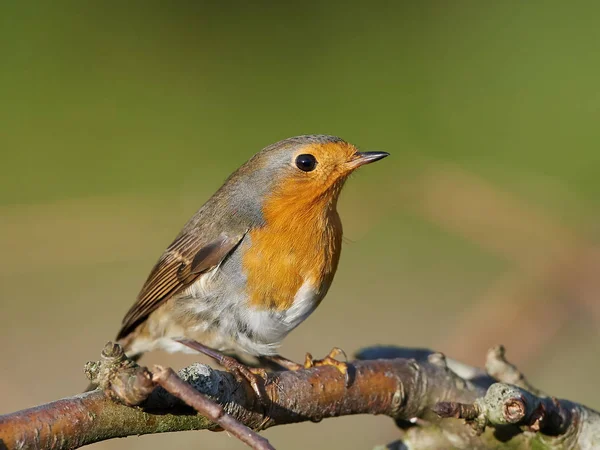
(115, 135, 388, 391)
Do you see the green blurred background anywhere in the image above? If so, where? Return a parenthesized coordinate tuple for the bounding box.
(2, 2, 600, 449)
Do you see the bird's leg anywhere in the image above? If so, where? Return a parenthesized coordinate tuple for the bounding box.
(176, 339, 267, 400)
(258, 354, 304, 371)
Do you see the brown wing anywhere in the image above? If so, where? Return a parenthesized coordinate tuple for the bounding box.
(116, 231, 246, 341)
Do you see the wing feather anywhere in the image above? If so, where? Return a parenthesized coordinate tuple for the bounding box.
(116, 231, 245, 341)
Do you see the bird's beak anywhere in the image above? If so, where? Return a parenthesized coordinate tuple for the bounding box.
(347, 151, 390, 170)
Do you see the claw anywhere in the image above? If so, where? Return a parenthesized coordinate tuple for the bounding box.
(304, 347, 351, 386)
(251, 347, 352, 387)
(176, 339, 268, 401)
(304, 352, 315, 368)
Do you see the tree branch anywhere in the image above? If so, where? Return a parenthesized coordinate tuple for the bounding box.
(0, 347, 482, 450)
(151, 365, 274, 450)
(1, 345, 599, 449)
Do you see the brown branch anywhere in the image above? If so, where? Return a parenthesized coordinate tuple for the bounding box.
(364, 346, 600, 449)
(434, 383, 575, 435)
(432, 401, 480, 420)
(87, 342, 271, 449)
(152, 365, 274, 450)
(434, 346, 570, 436)
(0, 346, 483, 450)
(2, 345, 600, 450)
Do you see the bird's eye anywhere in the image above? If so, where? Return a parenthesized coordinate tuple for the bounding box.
(295, 154, 318, 172)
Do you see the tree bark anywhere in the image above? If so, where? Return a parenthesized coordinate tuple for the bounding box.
(0, 345, 598, 449)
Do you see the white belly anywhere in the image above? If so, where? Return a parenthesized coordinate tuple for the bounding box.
(129, 277, 321, 357)
(235, 279, 320, 355)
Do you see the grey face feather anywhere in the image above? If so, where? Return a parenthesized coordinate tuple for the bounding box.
(191, 134, 347, 232)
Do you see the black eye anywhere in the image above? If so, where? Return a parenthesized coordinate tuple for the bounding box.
(295, 154, 317, 172)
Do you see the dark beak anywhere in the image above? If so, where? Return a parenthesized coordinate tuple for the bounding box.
(348, 151, 390, 169)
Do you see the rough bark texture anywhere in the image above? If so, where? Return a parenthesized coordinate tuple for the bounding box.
(0, 345, 598, 450)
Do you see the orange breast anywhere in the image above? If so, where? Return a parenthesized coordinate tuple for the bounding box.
(242, 182, 343, 311)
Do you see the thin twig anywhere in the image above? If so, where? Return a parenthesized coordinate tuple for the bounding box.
(434, 383, 575, 437)
(432, 401, 481, 420)
(152, 365, 274, 450)
(485, 345, 544, 396)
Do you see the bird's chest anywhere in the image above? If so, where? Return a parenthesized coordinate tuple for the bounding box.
(242, 211, 342, 312)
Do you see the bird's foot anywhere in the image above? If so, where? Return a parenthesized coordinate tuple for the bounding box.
(176, 339, 267, 401)
(304, 347, 349, 377)
(308, 347, 352, 386)
(263, 348, 351, 386)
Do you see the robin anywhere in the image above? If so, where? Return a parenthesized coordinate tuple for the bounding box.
(114, 135, 388, 394)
